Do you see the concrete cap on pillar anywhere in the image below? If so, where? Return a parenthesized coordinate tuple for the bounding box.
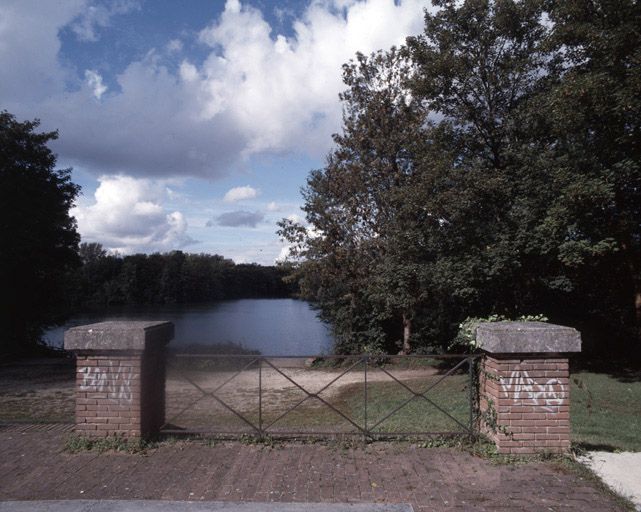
(476, 321, 581, 353)
(64, 320, 174, 352)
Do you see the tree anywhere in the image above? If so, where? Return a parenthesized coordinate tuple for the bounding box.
(282, 0, 641, 356)
(279, 48, 430, 353)
(79, 242, 107, 264)
(0, 112, 80, 357)
(542, 0, 641, 347)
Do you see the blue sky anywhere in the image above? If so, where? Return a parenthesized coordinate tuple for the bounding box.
(1, 0, 429, 264)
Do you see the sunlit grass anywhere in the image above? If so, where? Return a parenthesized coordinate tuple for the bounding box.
(571, 371, 641, 452)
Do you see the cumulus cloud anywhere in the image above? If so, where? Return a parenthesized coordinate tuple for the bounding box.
(72, 175, 195, 253)
(70, 0, 140, 42)
(194, 0, 427, 156)
(85, 70, 107, 99)
(224, 185, 259, 202)
(266, 201, 280, 212)
(214, 210, 264, 228)
(0, 0, 429, 180)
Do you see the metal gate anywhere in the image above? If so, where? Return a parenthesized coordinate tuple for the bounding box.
(161, 353, 480, 440)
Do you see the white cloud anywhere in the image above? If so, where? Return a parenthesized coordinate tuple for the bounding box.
(0, 0, 430, 180)
(0, 0, 85, 104)
(84, 70, 107, 99)
(195, 0, 428, 156)
(266, 201, 280, 212)
(70, 0, 140, 42)
(276, 243, 293, 263)
(72, 175, 194, 253)
(224, 185, 259, 202)
(286, 213, 304, 224)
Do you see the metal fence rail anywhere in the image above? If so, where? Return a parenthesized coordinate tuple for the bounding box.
(161, 353, 480, 440)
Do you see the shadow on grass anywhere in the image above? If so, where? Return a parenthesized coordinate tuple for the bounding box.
(571, 356, 641, 383)
(573, 442, 621, 453)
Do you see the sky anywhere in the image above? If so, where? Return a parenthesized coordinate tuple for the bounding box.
(1, 0, 430, 264)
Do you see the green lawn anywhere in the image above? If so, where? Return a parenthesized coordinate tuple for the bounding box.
(570, 371, 641, 452)
(258, 373, 472, 436)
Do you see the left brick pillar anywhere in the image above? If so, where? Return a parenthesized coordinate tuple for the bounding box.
(64, 321, 174, 438)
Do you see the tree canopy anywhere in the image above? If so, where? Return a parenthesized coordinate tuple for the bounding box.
(65, 245, 296, 310)
(279, 0, 641, 357)
(0, 112, 80, 357)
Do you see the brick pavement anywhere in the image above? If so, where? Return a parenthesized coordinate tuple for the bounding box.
(0, 428, 626, 511)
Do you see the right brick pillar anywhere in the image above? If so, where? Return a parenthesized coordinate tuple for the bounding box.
(476, 321, 581, 454)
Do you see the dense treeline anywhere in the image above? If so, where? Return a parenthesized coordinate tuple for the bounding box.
(280, 0, 641, 357)
(64, 243, 296, 310)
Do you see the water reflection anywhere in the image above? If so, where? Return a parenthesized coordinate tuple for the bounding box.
(44, 299, 333, 355)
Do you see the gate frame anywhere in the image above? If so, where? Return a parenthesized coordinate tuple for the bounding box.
(161, 353, 481, 441)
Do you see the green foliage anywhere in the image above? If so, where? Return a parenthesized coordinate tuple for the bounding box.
(450, 314, 549, 351)
(280, 0, 641, 357)
(65, 435, 150, 454)
(0, 112, 80, 357)
(64, 246, 296, 310)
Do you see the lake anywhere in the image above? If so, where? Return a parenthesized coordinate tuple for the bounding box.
(44, 299, 334, 355)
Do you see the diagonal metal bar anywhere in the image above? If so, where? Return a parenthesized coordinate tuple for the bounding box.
(262, 357, 364, 399)
(370, 359, 466, 430)
(261, 357, 366, 433)
(306, 390, 367, 434)
(414, 390, 472, 433)
(262, 394, 314, 431)
(206, 390, 261, 434)
(368, 357, 470, 432)
(211, 357, 260, 395)
(161, 357, 258, 431)
(261, 358, 365, 432)
(161, 360, 215, 429)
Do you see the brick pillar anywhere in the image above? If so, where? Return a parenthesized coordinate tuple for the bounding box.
(477, 322, 581, 454)
(64, 321, 174, 438)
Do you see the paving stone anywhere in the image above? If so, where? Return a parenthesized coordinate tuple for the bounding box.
(0, 431, 627, 511)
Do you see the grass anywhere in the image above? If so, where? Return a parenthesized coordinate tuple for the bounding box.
(65, 434, 152, 454)
(343, 374, 470, 434)
(570, 371, 641, 452)
(177, 371, 473, 436)
(2, 356, 640, 453)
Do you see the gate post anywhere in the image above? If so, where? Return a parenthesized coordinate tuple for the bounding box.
(64, 321, 174, 438)
(476, 322, 581, 454)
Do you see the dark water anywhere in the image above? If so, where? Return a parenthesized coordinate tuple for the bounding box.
(44, 299, 334, 355)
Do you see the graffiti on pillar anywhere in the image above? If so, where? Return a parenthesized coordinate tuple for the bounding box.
(79, 366, 135, 403)
(501, 370, 565, 413)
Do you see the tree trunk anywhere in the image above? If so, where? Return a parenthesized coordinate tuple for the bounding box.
(401, 313, 412, 355)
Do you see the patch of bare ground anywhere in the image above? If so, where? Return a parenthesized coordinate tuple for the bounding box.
(0, 358, 75, 423)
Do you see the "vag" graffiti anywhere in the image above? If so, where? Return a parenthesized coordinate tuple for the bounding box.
(500, 370, 565, 413)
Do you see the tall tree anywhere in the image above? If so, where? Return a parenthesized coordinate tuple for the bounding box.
(0, 112, 80, 357)
(280, 48, 429, 353)
(543, 0, 641, 345)
(283, 0, 641, 356)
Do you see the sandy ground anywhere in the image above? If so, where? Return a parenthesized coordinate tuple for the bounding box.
(579, 452, 641, 511)
(164, 363, 445, 430)
(0, 359, 75, 422)
(167, 364, 439, 408)
(0, 358, 443, 426)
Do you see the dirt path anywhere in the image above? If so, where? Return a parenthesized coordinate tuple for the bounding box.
(0, 358, 440, 423)
(166, 365, 440, 410)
